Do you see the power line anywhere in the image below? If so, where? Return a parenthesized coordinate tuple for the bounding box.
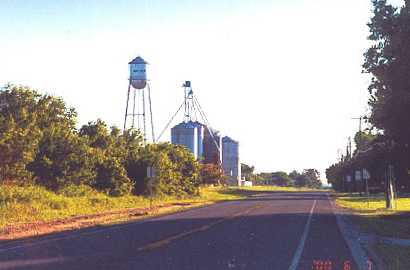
(156, 100, 185, 142)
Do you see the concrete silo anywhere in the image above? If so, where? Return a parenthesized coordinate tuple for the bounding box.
(222, 136, 241, 186)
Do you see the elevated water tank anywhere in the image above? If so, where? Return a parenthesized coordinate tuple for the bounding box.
(129, 56, 147, 89)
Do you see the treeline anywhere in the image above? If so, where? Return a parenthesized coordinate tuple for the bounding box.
(326, 1, 410, 194)
(241, 164, 322, 188)
(0, 85, 200, 197)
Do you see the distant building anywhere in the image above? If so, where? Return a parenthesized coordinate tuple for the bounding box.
(222, 136, 241, 186)
(203, 127, 222, 165)
(171, 121, 204, 159)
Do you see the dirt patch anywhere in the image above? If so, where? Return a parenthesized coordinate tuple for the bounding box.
(0, 203, 202, 241)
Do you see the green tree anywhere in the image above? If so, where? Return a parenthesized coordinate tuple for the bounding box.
(0, 86, 42, 182)
(295, 169, 321, 188)
(0, 85, 82, 186)
(149, 143, 201, 197)
(363, 0, 410, 197)
(241, 163, 254, 181)
(79, 120, 134, 196)
(364, 0, 410, 145)
(26, 92, 94, 190)
(271, 171, 293, 186)
(28, 127, 95, 190)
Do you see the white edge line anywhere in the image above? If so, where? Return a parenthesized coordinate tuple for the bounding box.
(288, 199, 317, 270)
(327, 194, 370, 270)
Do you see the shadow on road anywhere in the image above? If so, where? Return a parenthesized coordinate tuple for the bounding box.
(0, 192, 359, 270)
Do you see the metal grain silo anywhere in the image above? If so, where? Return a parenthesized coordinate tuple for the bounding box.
(203, 127, 222, 165)
(222, 136, 240, 186)
(193, 121, 205, 160)
(171, 121, 199, 159)
(129, 56, 147, 89)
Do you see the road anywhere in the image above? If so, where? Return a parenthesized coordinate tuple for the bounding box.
(0, 192, 359, 270)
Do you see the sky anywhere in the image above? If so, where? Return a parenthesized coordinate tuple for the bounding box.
(0, 0, 405, 181)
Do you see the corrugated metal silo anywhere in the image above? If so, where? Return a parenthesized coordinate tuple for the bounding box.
(171, 121, 199, 159)
(222, 136, 241, 186)
(203, 127, 222, 165)
(194, 121, 205, 160)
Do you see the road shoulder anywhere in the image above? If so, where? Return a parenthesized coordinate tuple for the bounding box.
(327, 194, 378, 270)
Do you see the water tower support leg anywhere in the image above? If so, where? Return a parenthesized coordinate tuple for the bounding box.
(142, 88, 147, 144)
(123, 83, 131, 131)
(148, 83, 155, 143)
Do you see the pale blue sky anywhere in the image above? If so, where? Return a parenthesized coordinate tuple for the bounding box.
(0, 0, 405, 179)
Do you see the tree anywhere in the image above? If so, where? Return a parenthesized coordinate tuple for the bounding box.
(79, 120, 135, 196)
(354, 131, 377, 153)
(271, 171, 293, 186)
(295, 169, 322, 188)
(28, 127, 96, 190)
(200, 163, 225, 185)
(26, 94, 95, 191)
(0, 84, 201, 198)
(363, 0, 410, 202)
(289, 170, 299, 180)
(364, 0, 410, 146)
(149, 143, 201, 197)
(0, 85, 87, 187)
(241, 163, 254, 181)
(0, 86, 42, 182)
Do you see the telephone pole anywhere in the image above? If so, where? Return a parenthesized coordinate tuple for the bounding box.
(352, 116, 369, 196)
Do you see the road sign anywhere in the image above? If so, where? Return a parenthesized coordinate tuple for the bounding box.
(355, 170, 362, 181)
(363, 169, 370, 180)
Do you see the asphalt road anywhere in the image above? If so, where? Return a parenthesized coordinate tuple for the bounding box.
(0, 192, 359, 270)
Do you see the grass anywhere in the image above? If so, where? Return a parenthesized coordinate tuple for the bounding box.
(335, 194, 410, 239)
(336, 194, 410, 213)
(237, 185, 326, 193)
(0, 184, 319, 230)
(373, 243, 410, 270)
(334, 193, 410, 267)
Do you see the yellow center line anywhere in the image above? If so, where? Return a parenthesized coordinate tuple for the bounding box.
(137, 204, 264, 252)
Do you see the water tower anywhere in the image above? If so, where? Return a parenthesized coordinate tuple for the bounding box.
(123, 56, 155, 143)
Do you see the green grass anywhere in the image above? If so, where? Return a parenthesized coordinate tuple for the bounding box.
(0, 184, 155, 228)
(0, 184, 319, 229)
(335, 194, 410, 239)
(336, 195, 410, 213)
(373, 243, 410, 270)
(237, 185, 326, 193)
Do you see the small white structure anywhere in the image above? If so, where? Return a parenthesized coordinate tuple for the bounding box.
(241, 180, 253, 187)
(129, 56, 147, 89)
(222, 136, 241, 186)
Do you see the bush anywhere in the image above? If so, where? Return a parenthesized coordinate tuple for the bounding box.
(200, 163, 225, 185)
(149, 144, 201, 197)
(91, 157, 133, 196)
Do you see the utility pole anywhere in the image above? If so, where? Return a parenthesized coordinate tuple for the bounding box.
(386, 165, 397, 209)
(348, 137, 352, 159)
(352, 116, 369, 196)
